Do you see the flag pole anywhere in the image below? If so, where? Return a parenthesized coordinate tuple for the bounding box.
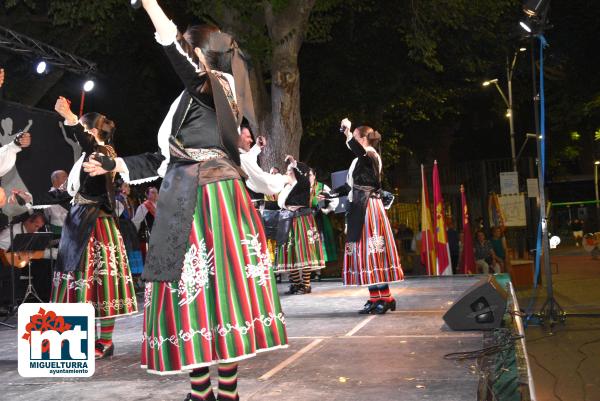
(422, 164, 432, 275)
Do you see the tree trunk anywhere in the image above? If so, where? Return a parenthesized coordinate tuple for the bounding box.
(263, 47, 303, 170)
(247, 60, 272, 139)
(261, 0, 316, 171)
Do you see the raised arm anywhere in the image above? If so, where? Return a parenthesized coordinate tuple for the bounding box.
(142, 0, 207, 94)
(346, 137, 367, 157)
(340, 117, 366, 157)
(54, 96, 95, 154)
(142, 0, 175, 43)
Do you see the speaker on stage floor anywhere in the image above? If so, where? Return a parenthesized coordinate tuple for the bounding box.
(443, 275, 508, 331)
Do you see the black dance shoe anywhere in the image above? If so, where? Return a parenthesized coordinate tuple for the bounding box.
(95, 342, 114, 359)
(300, 285, 312, 294)
(359, 301, 376, 314)
(373, 299, 396, 315)
(186, 393, 217, 401)
(285, 284, 299, 295)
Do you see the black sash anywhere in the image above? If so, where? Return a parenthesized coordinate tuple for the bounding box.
(275, 208, 313, 246)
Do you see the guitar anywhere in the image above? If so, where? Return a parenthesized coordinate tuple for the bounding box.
(0, 239, 59, 268)
(0, 250, 46, 268)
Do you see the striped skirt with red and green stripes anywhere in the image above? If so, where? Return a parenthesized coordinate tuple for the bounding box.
(343, 198, 404, 286)
(141, 179, 288, 374)
(274, 213, 325, 273)
(51, 216, 138, 319)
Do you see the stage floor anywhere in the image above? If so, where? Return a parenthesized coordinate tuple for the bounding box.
(0, 276, 485, 401)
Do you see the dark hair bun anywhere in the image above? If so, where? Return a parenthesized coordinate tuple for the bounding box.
(367, 130, 381, 147)
(296, 162, 310, 176)
(367, 130, 381, 141)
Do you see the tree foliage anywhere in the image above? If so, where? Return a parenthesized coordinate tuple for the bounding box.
(1, 0, 599, 182)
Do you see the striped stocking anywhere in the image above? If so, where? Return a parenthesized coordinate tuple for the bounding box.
(217, 363, 239, 401)
(368, 285, 381, 302)
(378, 284, 393, 302)
(189, 367, 214, 401)
(302, 269, 312, 289)
(97, 318, 115, 347)
(289, 269, 301, 286)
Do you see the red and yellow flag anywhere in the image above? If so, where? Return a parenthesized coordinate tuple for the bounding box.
(460, 184, 476, 274)
(420, 165, 436, 275)
(433, 161, 452, 275)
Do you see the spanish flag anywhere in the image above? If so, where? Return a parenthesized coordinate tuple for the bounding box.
(460, 184, 476, 274)
(420, 165, 437, 275)
(433, 161, 452, 275)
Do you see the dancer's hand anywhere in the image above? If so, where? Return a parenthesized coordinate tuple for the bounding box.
(256, 136, 267, 149)
(83, 155, 111, 176)
(0, 68, 5, 88)
(284, 155, 296, 167)
(317, 192, 331, 201)
(9, 189, 32, 205)
(55, 96, 78, 124)
(0, 187, 6, 208)
(14, 132, 31, 148)
(340, 118, 351, 135)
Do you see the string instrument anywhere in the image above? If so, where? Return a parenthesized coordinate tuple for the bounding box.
(0, 239, 59, 268)
(1, 250, 45, 268)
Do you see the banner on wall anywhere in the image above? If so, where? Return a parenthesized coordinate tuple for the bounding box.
(0, 100, 81, 217)
(497, 193, 527, 227)
(499, 171, 519, 195)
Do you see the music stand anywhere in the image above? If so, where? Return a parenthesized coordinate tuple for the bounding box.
(8, 232, 56, 305)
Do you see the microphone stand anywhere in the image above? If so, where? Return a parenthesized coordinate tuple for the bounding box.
(47, 212, 57, 277)
(19, 231, 42, 305)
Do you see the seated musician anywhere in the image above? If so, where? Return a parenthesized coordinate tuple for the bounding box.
(0, 212, 55, 259)
(0, 212, 55, 302)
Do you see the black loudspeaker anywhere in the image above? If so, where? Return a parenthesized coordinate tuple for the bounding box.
(443, 276, 508, 331)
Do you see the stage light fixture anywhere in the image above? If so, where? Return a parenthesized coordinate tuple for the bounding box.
(35, 60, 47, 74)
(482, 79, 498, 87)
(519, 47, 527, 52)
(83, 79, 95, 92)
(519, 21, 532, 33)
(523, 0, 550, 17)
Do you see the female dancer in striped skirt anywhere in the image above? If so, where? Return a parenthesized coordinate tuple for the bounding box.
(275, 158, 325, 294)
(51, 97, 137, 358)
(330, 118, 404, 314)
(83, 1, 287, 399)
